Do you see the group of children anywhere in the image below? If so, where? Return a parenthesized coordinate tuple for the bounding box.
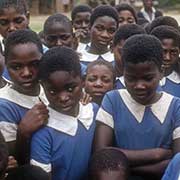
(0, 0, 179, 180)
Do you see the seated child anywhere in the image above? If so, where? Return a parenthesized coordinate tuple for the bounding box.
(80, 5, 119, 66)
(115, 3, 137, 27)
(112, 23, 146, 89)
(151, 25, 180, 98)
(84, 60, 115, 105)
(0, 29, 48, 165)
(89, 148, 129, 180)
(94, 34, 180, 179)
(71, 4, 92, 52)
(30, 46, 99, 180)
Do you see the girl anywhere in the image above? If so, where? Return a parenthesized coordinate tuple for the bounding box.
(94, 34, 180, 179)
(30, 46, 99, 180)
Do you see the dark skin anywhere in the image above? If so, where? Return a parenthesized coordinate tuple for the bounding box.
(93, 62, 180, 178)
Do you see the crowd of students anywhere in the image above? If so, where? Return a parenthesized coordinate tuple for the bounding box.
(0, 0, 179, 179)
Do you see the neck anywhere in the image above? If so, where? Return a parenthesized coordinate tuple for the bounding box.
(0, 77, 7, 88)
(88, 43, 109, 55)
(115, 64, 123, 77)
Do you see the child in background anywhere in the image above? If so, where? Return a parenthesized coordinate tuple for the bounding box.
(31, 46, 99, 180)
(94, 34, 180, 179)
(151, 25, 180, 98)
(89, 148, 129, 180)
(84, 60, 115, 105)
(0, 29, 48, 165)
(71, 4, 92, 52)
(112, 24, 146, 89)
(80, 5, 119, 66)
(115, 3, 137, 27)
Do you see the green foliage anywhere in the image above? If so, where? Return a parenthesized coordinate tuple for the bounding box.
(159, 0, 180, 7)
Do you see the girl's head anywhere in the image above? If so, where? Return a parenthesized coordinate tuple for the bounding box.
(84, 60, 115, 105)
(0, 0, 29, 39)
(122, 34, 163, 105)
(89, 5, 119, 53)
(39, 46, 82, 116)
(71, 4, 92, 43)
(89, 148, 129, 180)
(151, 25, 180, 75)
(4, 29, 43, 96)
(112, 24, 146, 77)
(115, 3, 137, 27)
(43, 13, 74, 49)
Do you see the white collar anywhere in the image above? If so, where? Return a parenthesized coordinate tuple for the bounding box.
(80, 50, 114, 63)
(116, 76, 125, 87)
(47, 102, 94, 136)
(119, 89, 173, 123)
(0, 85, 48, 108)
(140, 7, 156, 22)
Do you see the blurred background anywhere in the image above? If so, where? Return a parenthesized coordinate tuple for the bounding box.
(29, 0, 180, 32)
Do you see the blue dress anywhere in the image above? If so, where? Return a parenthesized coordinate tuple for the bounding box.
(31, 102, 98, 180)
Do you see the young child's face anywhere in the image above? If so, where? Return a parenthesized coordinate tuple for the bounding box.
(118, 10, 135, 27)
(143, 0, 153, 9)
(73, 12, 91, 41)
(6, 43, 42, 95)
(85, 64, 114, 103)
(42, 71, 82, 116)
(124, 62, 161, 105)
(161, 38, 180, 71)
(45, 22, 74, 48)
(90, 16, 117, 50)
(0, 7, 29, 39)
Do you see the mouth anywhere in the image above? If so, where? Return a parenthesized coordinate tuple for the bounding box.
(21, 81, 34, 87)
(92, 91, 105, 96)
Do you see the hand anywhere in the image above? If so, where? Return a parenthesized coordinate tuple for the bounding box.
(18, 102, 49, 138)
(74, 29, 88, 40)
(7, 156, 18, 170)
(80, 92, 92, 105)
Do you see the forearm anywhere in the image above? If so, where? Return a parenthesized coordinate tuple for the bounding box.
(131, 159, 170, 178)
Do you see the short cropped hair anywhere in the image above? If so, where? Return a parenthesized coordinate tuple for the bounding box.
(89, 148, 129, 178)
(149, 16, 179, 33)
(39, 46, 81, 81)
(71, 4, 92, 22)
(122, 34, 163, 70)
(90, 5, 119, 27)
(86, 60, 116, 83)
(0, 0, 29, 15)
(43, 13, 72, 34)
(151, 25, 180, 48)
(4, 29, 43, 61)
(115, 3, 137, 23)
(113, 24, 146, 46)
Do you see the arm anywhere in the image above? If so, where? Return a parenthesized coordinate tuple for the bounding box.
(16, 102, 49, 165)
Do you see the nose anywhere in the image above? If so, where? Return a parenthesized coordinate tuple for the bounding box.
(163, 51, 171, 61)
(56, 38, 63, 46)
(94, 79, 103, 87)
(8, 22, 16, 32)
(82, 21, 88, 28)
(134, 81, 146, 90)
(101, 30, 109, 38)
(21, 66, 32, 77)
(58, 91, 70, 102)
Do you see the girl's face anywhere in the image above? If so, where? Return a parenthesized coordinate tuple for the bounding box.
(85, 64, 114, 104)
(161, 38, 180, 72)
(90, 16, 117, 51)
(42, 71, 82, 116)
(118, 10, 136, 27)
(124, 62, 161, 105)
(0, 7, 29, 39)
(45, 22, 74, 49)
(7, 43, 42, 96)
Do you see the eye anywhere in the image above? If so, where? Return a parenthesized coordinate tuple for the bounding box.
(95, 25, 104, 31)
(49, 89, 56, 95)
(87, 76, 97, 82)
(9, 64, 22, 71)
(31, 61, 40, 67)
(14, 17, 24, 24)
(61, 35, 71, 41)
(119, 18, 125, 23)
(127, 18, 135, 23)
(0, 19, 9, 26)
(46, 35, 57, 42)
(107, 28, 116, 34)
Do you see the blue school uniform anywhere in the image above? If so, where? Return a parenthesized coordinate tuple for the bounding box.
(0, 85, 47, 142)
(96, 89, 180, 149)
(80, 48, 114, 67)
(31, 102, 98, 180)
(162, 153, 180, 180)
(160, 71, 180, 98)
(115, 76, 125, 89)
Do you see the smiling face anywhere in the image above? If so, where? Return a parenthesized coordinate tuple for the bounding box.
(90, 16, 117, 53)
(6, 43, 42, 96)
(44, 22, 74, 48)
(118, 10, 136, 27)
(42, 71, 82, 116)
(85, 64, 114, 104)
(0, 7, 29, 39)
(124, 62, 161, 105)
(161, 38, 179, 75)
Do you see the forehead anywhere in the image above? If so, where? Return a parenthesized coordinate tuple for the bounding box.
(93, 16, 117, 27)
(161, 38, 178, 48)
(119, 10, 134, 17)
(7, 43, 41, 61)
(0, 6, 25, 16)
(46, 21, 72, 34)
(74, 12, 91, 20)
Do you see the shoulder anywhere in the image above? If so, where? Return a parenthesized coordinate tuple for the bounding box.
(155, 9, 163, 17)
